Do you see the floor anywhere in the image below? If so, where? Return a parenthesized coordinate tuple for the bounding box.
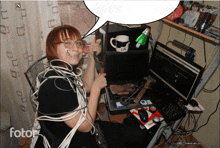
(19, 113, 205, 148)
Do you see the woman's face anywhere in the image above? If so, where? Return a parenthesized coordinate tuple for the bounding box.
(192, 6, 198, 11)
(56, 33, 83, 66)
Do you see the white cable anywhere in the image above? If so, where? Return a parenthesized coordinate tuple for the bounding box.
(31, 59, 96, 148)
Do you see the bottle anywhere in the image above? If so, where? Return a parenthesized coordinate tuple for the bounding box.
(198, 12, 212, 33)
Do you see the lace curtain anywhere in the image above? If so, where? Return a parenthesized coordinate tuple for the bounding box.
(1, 0, 61, 144)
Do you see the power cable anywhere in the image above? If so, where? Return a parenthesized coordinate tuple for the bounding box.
(188, 34, 194, 46)
(203, 38, 207, 64)
(167, 26, 172, 41)
(203, 84, 220, 93)
(204, 45, 219, 70)
(182, 32, 186, 44)
(194, 99, 220, 132)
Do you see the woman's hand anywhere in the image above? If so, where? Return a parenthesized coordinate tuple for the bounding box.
(83, 38, 102, 93)
(92, 73, 107, 90)
(88, 38, 101, 58)
(65, 73, 107, 133)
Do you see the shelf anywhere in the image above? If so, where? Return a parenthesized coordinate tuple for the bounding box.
(106, 49, 148, 55)
(162, 19, 218, 43)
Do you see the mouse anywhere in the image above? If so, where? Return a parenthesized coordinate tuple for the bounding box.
(138, 109, 148, 122)
(189, 99, 198, 107)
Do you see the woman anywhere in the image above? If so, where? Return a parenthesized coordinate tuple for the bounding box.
(180, 2, 200, 28)
(34, 25, 149, 148)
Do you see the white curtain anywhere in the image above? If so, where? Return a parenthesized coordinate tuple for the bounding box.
(1, 0, 61, 144)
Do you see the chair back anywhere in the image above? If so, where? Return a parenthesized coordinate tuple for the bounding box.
(24, 56, 47, 111)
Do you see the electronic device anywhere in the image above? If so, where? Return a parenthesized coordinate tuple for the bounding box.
(172, 40, 195, 62)
(189, 99, 199, 107)
(186, 98, 204, 112)
(149, 93, 187, 123)
(149, 106, 157, 113)
(140, 100, 152, 106)
(153, 117, 160, 123)
(198, 12, 212, 33)
(149, 42, 204, 105)
(138, 109, 149, 122)
(130, 107, 164, 129)
(144, 42, 204, 123)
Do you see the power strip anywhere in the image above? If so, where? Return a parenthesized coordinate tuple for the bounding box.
(185, 98, 204, 113)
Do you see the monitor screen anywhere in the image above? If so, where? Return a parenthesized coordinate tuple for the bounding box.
(149, 42, 204, 104)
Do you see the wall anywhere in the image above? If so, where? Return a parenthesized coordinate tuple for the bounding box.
(148, 1, 219, 147)
(58, 1, 95, 35)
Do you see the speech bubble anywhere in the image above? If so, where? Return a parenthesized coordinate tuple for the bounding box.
(83, 0, 180, 38)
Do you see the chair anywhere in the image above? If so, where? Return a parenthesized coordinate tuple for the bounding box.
(24, 56, 47, 111)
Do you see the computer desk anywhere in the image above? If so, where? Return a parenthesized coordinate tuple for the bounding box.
(102, 86, 204, 148)
(147, 99, 204, 148)
(127, 103, 183, 148)
(102, 98, 204, 148)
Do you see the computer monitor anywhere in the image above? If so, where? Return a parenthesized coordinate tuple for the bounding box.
(149, 42, 204, 104)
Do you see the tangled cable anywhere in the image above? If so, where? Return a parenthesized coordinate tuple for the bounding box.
(31, 59, 96, 148)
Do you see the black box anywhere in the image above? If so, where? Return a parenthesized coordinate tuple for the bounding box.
(97, 23, 151, 112)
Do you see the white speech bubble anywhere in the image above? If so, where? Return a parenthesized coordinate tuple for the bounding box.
(83, 0, 180, 38)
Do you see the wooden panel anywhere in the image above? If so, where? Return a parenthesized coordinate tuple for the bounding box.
(162, 19, 216, 42)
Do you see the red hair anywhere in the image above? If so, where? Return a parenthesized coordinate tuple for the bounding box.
(46, 25, 81, 62)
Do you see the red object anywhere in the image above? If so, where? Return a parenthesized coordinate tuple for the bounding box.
(131, 107, 163, 124)
(149, 106, 156, 112)
(83, 46, 89, 53)
(165, 4, 183, 21)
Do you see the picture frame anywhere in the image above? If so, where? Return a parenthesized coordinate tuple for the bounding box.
(165, 1, 219, 40)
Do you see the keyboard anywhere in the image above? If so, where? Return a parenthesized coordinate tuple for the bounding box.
(145, 88, 186, 124)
